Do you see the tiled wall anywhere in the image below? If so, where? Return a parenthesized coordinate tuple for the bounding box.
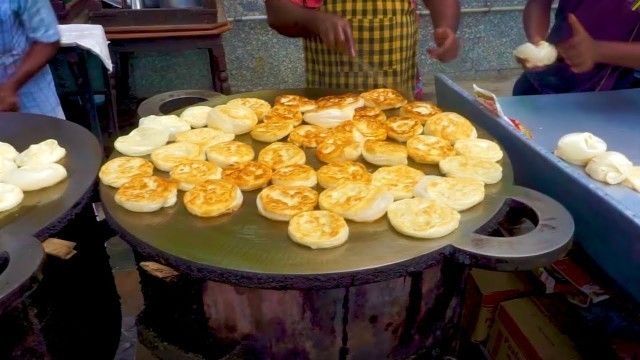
(131, 0, 529, 97)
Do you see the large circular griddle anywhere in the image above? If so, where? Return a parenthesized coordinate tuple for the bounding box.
(100, 88, 574, 289)
(0, 113, 103, 240)
(0, 231, 44, 313)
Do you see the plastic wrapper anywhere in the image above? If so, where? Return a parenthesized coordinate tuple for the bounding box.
(473, 84, 533, 139)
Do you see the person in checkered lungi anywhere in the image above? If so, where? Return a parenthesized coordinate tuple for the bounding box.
(266, 0, 460, 99)
(0, 0, 65, 118)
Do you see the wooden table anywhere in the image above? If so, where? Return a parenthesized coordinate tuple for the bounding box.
(103, 0, 232, 108)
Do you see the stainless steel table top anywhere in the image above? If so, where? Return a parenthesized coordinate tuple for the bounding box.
(433, 75, 638, 301)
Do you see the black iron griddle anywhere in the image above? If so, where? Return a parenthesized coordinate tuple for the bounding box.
(0, 112, 103, 240)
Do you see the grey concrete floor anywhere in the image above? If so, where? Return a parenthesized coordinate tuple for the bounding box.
(106, 74, 519, 360)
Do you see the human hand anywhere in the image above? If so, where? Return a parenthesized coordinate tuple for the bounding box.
(427, 28, 460, 62)
(557, 14, 598, 73)
(309, 12, 356, 57)
(0, 83, 19, 112)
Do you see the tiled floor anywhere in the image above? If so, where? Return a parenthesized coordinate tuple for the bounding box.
(105, 74, 520, 360)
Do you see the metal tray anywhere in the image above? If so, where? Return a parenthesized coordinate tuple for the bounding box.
(0, 113, 103, 240)
(100, 88, 574, 289)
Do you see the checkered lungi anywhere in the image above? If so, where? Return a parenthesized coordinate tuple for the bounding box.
(303, 0, 418, 99)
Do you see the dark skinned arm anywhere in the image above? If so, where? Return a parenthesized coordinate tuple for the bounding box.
(0, 42, 60, 112)
(523, 0, 553, 44)
(4, 42, 60, 92)
(423, 0, 461, 62)
(265, 0, 355, 56)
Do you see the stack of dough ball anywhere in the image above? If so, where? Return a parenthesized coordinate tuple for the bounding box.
(169, 160, 222, 191)
(115, 127, 170, 156)
(316, 134, 363, 163)
(585, 152, 633, 185)
(0, 139, 68, 208)
(271, 164, 317, 187)
(623, 166, 640, 192)
(138, 115, 190, 141)
(554, 132, 607, 165)
(274, 95, 318, 113)
(227, 98, 272, 121)
(514, 41, 558, 69)
(180, 106, 213, 128)
(206, 141, 254, 168)
(362, 140, 408, 166)
(424, 112, 477, 143)
(406, 135, 456, 164)
(0, 183, 24, 212)
(222, 161, 272, 191)
(454, 138, 503, 162)
(15, 139, 66, 167)
(0, 142, 19, 161)
(4, 163, 68, 191)
(387, 198, 460, 239)
(439, 156, 503, 184)
(151, 142, 205, 172)
(400, 101, 441, 124)
(372, 165, 425, 200)
(385, 117, 423, 142)
(303, 94, 364, 128)
(257, 185, 318, 221)
(288, 125, 331, 148)
(288, 210, 349, 249)
(360, 88, 407, 110)
(319, 182, 393, 222)
(317, 161, 371, 189)
(207, 104, 258, 135)
(258, 142, 306, 169)
(183, 179, 243, 217)
(251, 121, 294, 143)
(414, 176, 485, 211)
(175, 128, 234, 148)
(115, 176, 178, 212)
(264, 105, 303, 126)
(0, 158, 17, 182)
(354, 106, 387, 123)
(99, 157, 154, 188)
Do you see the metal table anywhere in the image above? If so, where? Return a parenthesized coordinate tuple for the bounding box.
(100, 88, 574, 359)
(494, 87, 640, 301)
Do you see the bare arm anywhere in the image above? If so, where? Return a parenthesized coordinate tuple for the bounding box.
(265, 0, 355, 56)
(265, 0, 317, 38)
(595, 42, 640, 69)
(423, 0, 461, 62)
(423, 0, 460, 32)
(2, 42, 59, 93)
(523, 0, 553, 43)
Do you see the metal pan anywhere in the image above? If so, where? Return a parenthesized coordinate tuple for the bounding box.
(0, 231, 43, 313)
(0, 113, 103, 239)
(100, 88, 574, 289)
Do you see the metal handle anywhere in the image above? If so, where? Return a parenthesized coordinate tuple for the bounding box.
(451, 185, 574, 271)
(0, 232, 44, 314)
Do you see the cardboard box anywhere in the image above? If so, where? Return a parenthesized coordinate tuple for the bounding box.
(487, 298, 582, 360)
(462, 269, 535, 343)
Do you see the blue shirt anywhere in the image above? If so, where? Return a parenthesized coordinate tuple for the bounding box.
(0, 0, 65, 118)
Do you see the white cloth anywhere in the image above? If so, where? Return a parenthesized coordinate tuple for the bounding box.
(58, 24, 112, 72)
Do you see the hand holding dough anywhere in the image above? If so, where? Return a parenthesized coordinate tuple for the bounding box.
(514, 41, 558, 69)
